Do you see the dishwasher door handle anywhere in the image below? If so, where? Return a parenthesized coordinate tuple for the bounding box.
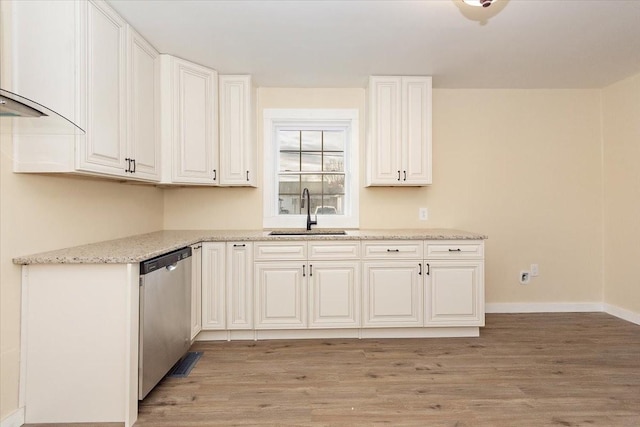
(166, 263, 178, 272)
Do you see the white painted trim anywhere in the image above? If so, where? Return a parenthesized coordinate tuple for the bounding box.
(604, 303, 640, 326)
(485, 302, 603, 313)
(471, 302, 640, 326)
(262, 108, 360, 229)
(195, 327, 478, 341)
(0, 408, 25, 427)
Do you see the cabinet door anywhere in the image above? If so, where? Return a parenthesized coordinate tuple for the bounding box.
(201, 242, 225, 329)
(190, 244, 202, 339)
(219, 75, 256, 186)
(366, 76, 402, 186)
(127, 27, 160, 181)
(363, 261, 423, 327)
(425, 261, 484, 326)
(169, 57, 219, 184)
(402, 77, 432, 184)
(308, 261, 360, 328)
(226, 242, 254, 329)
(77, 0, 128, 176)
(254, 262, 307, 329)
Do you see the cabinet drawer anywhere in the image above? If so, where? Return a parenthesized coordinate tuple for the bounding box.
(309, 242, 360, 260)
(254, 242, 307, 261)
(362, 241, 423, 259)
(425, 241, 484, 259)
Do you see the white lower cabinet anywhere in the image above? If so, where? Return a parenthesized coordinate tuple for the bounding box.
(226, 242, 253, 329)
(361, 240, 424, 327)
(196, 239, 484, 338)
(190, 244, 202, 339)
(363, 261, 423, 327)
(308, 261, 360, 328)
(254, 261, 307, 329)
(425, 261, 484, 326)
(201, 242, 225, 329)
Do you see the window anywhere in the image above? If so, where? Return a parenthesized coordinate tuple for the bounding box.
(263, 109, 359, 229)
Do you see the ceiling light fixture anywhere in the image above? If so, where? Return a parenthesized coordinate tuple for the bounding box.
(463, 0, 496, 7)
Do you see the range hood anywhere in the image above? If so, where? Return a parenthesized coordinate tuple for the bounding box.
(0, 88, 85, 135)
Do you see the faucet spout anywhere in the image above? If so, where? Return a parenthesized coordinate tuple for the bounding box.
(302, 188, 317, 231)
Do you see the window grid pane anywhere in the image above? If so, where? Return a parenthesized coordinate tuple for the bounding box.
(278, 129, 345, 215)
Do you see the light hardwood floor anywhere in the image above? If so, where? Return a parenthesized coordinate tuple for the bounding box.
(133, 313, 640, 426)
(25, 313, 640, 426)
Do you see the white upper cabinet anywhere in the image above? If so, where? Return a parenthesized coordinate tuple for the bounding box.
(76, 0, 128, 176)
(366, 76, 432, 186)
(219, 75, 256, 186)
(11, 0, 161, 182)
(126, 27, 160, 181)
(160, 55, 219, 185)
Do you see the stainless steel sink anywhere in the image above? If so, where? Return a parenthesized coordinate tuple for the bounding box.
(268, 230, 347, 236)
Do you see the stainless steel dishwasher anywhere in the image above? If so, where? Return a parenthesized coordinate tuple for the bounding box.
(139, 246, 192, 399)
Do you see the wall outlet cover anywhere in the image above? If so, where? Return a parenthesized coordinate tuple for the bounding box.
(531, 264, 539, 277)
(419, 207, 428, 221)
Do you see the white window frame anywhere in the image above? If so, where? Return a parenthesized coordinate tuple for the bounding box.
(263, 108, 359, 229)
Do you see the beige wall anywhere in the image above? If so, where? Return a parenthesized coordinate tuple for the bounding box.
(166, 87, 605, 306)
(602, 73, 640, 314)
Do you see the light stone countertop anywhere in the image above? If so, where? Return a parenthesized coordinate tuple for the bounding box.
(13, 229, 488, 265)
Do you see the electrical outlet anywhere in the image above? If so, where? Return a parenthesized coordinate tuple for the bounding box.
(419, 207, 428, 221)
(530, 263, 539, 277)
(519, 271, 530, 285)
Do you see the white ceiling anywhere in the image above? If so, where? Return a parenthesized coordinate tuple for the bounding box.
(107, 0, 640, 89)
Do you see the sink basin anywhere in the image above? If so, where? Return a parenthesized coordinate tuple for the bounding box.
(269, 230, 347, 236)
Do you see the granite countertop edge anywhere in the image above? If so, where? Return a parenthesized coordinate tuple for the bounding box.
(13, 229, 488, 265)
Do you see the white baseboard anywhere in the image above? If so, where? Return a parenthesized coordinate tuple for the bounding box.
(486, 302, 640, 326)
(604, 303, 640, 326)
(486, 302, 603, 313)
(0, 408, 24, 427)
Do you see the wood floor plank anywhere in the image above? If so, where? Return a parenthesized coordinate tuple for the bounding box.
(133, 313, 640, 426)
(26, 313, 640, 426)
